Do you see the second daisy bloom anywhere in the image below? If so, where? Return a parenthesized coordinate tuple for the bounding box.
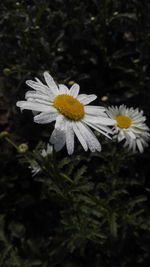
(106, 105, 150, 153)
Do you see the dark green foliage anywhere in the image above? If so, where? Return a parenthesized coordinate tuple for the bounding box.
(0, 0, 150, 266)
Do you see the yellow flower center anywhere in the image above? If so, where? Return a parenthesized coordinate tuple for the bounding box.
(53, 94, 84, 120)
(114, 115, 132, 128)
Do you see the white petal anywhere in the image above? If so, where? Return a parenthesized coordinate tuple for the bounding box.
(65, 121, 74, 155)
(84, 105, 105, 115)
(41, 144, 53, 156)
(55, 115, 66, 131)
(82, 120, 111, 139)
(16, 101, 56, 113)
(124, 136, 133, 151)
(132, 140, 136, 153)
(35, 77, 45, 85)
(77, 94, 87, 100)
(43, 72, 59, 95)
(59, 84, 69, 94)
(73, 122, 88, 151)
(117, 131, 125, 142)
(27, 97, 51, 106)
(126, 131, 136, 139)
(83, 115, 101, 124)
(50, 129, 66, 152)
(26, 80, 49, 95)
(77, 94, 97, 105)
(69, 83, 80, 97)
(99, 118, 117, 125)
(83, 114, 116, 125)
(77, 122, 101, 152)
(34, 112, 58, 124)
(46, 144, 53, 154)
(25, 90, 54, 102)
(136, 139, 144, 153)
(129, 137, 134, 150)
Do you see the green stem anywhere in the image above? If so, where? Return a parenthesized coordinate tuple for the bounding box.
(61, 173, 74, 183)
(5, 136, 18, 150)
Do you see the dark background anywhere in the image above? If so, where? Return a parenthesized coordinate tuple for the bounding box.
(0, 1, 150, 266)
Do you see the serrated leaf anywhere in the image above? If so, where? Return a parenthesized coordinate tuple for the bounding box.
(128, 196, 147, 208)
(74, 165, 87, 182)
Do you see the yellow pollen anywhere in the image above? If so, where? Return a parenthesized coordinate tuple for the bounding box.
(114, 115, 132, 128)
(53, 94, 84, 120)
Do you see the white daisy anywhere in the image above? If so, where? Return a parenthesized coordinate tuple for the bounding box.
(29, 143, 53, 176)
(29, 161, 41, 177)
(16, 72, 116, 154)
(41, 143, 53, 157)
(106, 104, 150, 153)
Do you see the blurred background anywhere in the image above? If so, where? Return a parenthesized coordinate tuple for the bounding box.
(0, 1, 150, 266)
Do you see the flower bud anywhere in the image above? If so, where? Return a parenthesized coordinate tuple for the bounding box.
(18, 143, 29, 153)
(3, 68, 11, 75)
(0, 131, 9, 139)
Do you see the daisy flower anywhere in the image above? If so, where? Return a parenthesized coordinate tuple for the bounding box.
(106, 104, 150, 153)
(29, 143, 53, 176)
(29, 161, 41, 176)
(16, 72, 116, 154)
